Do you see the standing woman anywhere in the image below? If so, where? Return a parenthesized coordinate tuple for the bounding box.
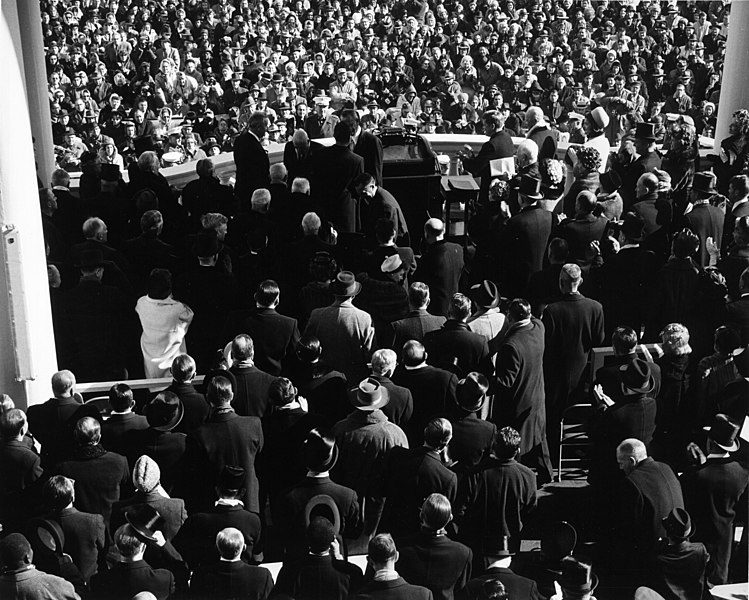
(136, 269, 193, 378)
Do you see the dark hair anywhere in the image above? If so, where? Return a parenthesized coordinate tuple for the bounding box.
(171, 354, 196, 382)
(507, 298, 531, 321)
(307, 516, 336, 553)
(493, 426, 521, 460)
(207, 376, 233, 406)
(423, 418, 452, 449)
(0, 408, 25, 439)
(297, 334, 322, 363)
(44, 475, 75, 511)
(147, 268, 172, 299)
(255, 279, 280, 307)
(269, 377, 296, 407)
(447, 293, 471, 320)
(354, 172, 375, 189)
(333, 121, 352, 144)
(368, 533, 397, 563)
(108, 383, 134, 412)
(402, 340, 426, 367)
(612, 326, 638, 355)
(548, 237, 569, 262)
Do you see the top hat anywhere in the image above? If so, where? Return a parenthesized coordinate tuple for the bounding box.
(77, 249, 107, 269)
(541, 521, 577, 561)
(704, 413, 740, 452)
(351, 377, 389, 411)
(599, 170, 622, 193)
(125, 505, 164, 544)
(519, 174, 543, 200)
(692, 171, 716, 196)
(193, 231, 220, 258)
(470, 280, 501, 309)
(635, 122, 657, 141)
(619, 359, 655, 395)
(218, 465, 246, 492)
(456, 372, 490, 413)
(662, 507, 693, 540)
(330, 271, 361, 297)
(558, 557, 598, 595)
(303, 428, 339, 472)
(483, 535, 514, 558)
(144, 392, 184, 432)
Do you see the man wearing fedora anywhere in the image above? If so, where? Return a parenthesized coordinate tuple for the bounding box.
(680, 414, 749, 585)
(361, 349, 413, 429)
(552, 556, 598, 600)
(500, 175, 554, 298)
(630, 122, 662, 184)
(381, 419, 457, 539)
(331, 377, 408, 536)
(680, 171, 724, 268)
(642, 507, 710, 600)
(463, 535, 540, 600)
(304, 271, 376, 386)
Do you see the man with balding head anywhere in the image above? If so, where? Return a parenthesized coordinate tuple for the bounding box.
(413, 219, 464, 317)
(542, 264, 605, 460)
(283, 128, 319, 184)
(614, 438, 684, 563)
(524, 106, 557, 160)
(229, 334, 277, 418)
(633, 173, 671, 255)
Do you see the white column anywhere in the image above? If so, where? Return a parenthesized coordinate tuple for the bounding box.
(0, 9, 57, 408)
(715, 1, 749, 145)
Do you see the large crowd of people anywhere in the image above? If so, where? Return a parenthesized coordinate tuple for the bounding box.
(1, 0, 748, 599)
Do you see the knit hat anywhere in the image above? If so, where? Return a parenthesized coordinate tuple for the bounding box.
(132, 455, 161, 492)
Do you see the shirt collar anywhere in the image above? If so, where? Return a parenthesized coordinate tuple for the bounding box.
(306, 470, 330, 478)
(110, 409, 133, 415)
(373, 567, 399, 582)
(216, 498, 244, 507)
(404, 363, 428, 370)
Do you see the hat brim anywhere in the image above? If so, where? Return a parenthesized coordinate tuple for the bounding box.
(308, 443, 339, 472)
(125, 512, 159, 543)
(147, 401, 184, 432)
(561, 573, 599, 595)
(703, 426, 739, 452)
(457, 396, 485, 413)
(352, 386, 389, 410)
(331, 281, 362, 297)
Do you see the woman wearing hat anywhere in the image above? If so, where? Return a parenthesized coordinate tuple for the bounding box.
(97, 135, 125, 171)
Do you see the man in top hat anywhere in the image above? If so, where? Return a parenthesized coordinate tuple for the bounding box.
(681, 172, 724, 268)
(395, 493, 473, 600)
(630, 122, 662, 183)
(613, 439, 684, 565)
(644, 507, 710, 600)
(680, 414, 749, 584)
(587, 359, 658, 487)
(500, 174, 554, 298)
(464, 534, 540, 600)
(554, 556, 597, 600)
(457, 427, 537, 560)
(190, 527, 273, 599)
(380, 419, 457, 540)
(458, 109, 515, 204)
(124, 392, 187, 494)
(91, 521, 174, 600)
(331, 377, 408, 536)
(304, 271, 376, 385)
(542, 264, 605, 460)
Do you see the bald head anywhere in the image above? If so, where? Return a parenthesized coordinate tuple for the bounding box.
(616, 438, 647, 475)
(424, 218, 445, 242)
(293, 129, 309, 150)
(525, 106, 544, 127)
(636, 173, 658, 198)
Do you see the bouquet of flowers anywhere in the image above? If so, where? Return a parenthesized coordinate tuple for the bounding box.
(489, 176, 510, 203)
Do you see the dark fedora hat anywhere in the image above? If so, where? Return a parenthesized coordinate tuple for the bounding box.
(470, 280, 501, 309)
(704, 413, 740, 452)
(351, 377, 389, 411)
(77, 249, 106, 269)
(518, 174, 543, 200)
(125, 504, 165, 544)
(330, 271, 361, 297)
(558, 557, 598, 595)
(192, 231, 220, 258)
(599, 170, 621, 193)
(302, 428, 339, 473)
(692, 171, 716, 196)
(100, 163, 121, 182)
(218, 465, 246, 492)
(662, 507, 693, 540)
(456, 372, 491, 413)
(144, 391, 184, 432)
(619, 359, 655, 395)
(635, 122, 656, 140)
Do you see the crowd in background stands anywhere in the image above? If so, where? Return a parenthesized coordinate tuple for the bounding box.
(45, 0, 730, 170)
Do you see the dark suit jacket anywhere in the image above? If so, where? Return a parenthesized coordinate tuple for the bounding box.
(313, 144, 364, 233)
(91, 559, 174, 600)
(618, 458, 684, 558)
(164, 382, 209, 435)
(0, 439, 44, 526)
(230, 363, 277, 418)
(233, 130, 270, 199)
(527, 125, 557, 161)
(397, 533, 472, 600)
(502, 205, 554, 294)
(101, 412, 149, 456)
(593, 354, 662, 402)
(722, 200, 749, 252)
(224, 308, 300, 376)
(682, 203, 725, 268)
(124, 428, 187, 493)
(726, 296, 749, 349)
(391, 310, 446, 351)
(368, 374, 413, 428)
(274, 554, 363, 600)
(414, 241, 464, 317)
(185, 410, 263, 512)
(122, 234, 179, 295)
(55, 507, 105, 583)
(283, 139, 321, 185)
(27, 396, 100, 469)
(382, 447, 458, 538)
(559, 213, 609, 263)
(392, 364, 458, 446)
(190, 560, 273, 600)
(354, 130, 384, 186)
(424, 321, 493, 378)
(353, 576, 433, 600)
(447, 413, 497, 477)
(462, 566, 540, 600)
(649, 540, 711, 600)
(55, 448, 130, 533)
(364, 187, 409, 244)
(461, 131, 515, 203)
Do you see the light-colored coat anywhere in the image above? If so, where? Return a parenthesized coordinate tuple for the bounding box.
(136, 295, 193, 378)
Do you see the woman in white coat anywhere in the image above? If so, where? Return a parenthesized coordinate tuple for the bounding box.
(136, 268, 193, 378)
